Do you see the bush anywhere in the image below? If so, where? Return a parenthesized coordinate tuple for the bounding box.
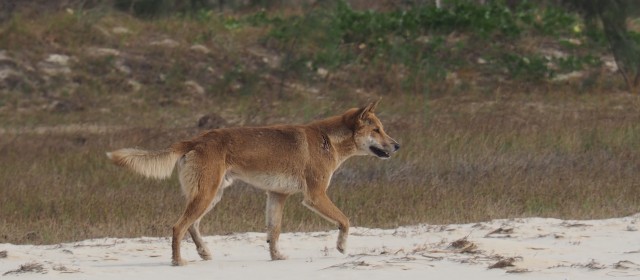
(567, 0, 640, 93)
(257, 0, 590, 90)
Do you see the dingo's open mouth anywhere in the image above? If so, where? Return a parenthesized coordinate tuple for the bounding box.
(370, 146, 390, 158)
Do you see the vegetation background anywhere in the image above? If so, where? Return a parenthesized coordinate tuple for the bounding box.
(1, 0, 640, 245)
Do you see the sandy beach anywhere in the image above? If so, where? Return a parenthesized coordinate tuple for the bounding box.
(2, 214, 640, 279)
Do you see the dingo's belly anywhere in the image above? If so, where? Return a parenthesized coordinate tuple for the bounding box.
(229, 171, 303, 194)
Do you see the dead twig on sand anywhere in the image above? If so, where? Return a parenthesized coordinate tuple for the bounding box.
(3, 262, 46, 276)
(488, 257, 517, 269)
(449, 237, 480, 254)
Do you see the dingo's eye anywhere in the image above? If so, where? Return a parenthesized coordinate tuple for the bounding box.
(373, 128, 380, 133)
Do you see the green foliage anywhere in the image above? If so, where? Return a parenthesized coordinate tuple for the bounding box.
(253, 0, 596, 87)
(216, 65, 261, 97)
(245, 10, 282, 26)
(502, 54, 551, 81)
(532, 5, 580, 36)
(222, 17, 243, 30)
(333, 0, 527, 42)
(556, 55, 601, 72)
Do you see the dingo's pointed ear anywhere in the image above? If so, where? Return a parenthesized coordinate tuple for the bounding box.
(370, 98, 381, 112)
(358, 98, 381, 120)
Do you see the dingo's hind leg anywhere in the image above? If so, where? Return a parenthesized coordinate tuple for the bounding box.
(172, 160, 225, 266)
(188, 180, 230, 261)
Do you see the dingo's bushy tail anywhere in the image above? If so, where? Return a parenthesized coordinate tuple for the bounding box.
(106, 148, 182, 179)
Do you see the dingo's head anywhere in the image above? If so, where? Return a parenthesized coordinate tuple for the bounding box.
(347, 99, 400, 159)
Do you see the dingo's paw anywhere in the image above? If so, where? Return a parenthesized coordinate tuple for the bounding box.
(270, 251, 288, 260)
(197, 248, 212, 260)
(337, 241, 347, 254)
(172, 258, 188, 266)
(337, 232, 348, 254)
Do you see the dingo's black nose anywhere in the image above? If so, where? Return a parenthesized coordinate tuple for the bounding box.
(394, 143, 400, 151)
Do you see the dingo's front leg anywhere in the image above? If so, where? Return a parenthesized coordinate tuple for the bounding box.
(302, 192, 350, 254)
(188, 219, 212, 260)
(266, 191, 289, 260)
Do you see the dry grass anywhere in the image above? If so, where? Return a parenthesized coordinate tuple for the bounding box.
(1, 92, 640, 245)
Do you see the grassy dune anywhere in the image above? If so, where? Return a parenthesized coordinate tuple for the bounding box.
(1, 3, 639, 244)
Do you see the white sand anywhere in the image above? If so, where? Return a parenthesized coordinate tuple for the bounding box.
(2, 214, 640, 279)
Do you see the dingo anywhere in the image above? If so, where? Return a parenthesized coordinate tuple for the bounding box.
(106, 100, 400, 266)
